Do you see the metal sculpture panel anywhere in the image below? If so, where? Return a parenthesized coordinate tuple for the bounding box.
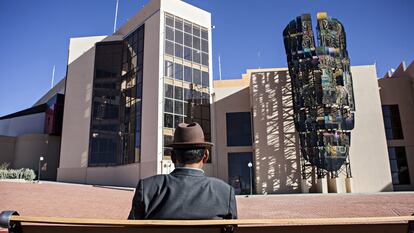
(283, 13, 355, 172)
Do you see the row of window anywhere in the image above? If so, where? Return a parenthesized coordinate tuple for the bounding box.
(165, 84, 209, 101)
(165, 100, 210, 118)
(164, 61, 209, 87)
(165, 14, 208, 40)
(165, 26, 208, 53)
(165, 40, 209, 66)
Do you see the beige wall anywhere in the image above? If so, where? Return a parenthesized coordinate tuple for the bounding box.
(58, 36, 107, 183)
(349, 65, 393, 192)
(140, 11, 161, 179)
(214, 65, 393, 194)
(0, 135, 16, 167)
(379, 62, 414, 191)
(214, 85, 253, 182)
(13, 134, 61, 180)
(85, 163, 140, 187)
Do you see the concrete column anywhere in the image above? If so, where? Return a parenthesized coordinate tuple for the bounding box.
(328, 177, 347, 193)
(345, 177, 354, 193)
(301, 179, 310, 193)
(316, 178, 328, 193)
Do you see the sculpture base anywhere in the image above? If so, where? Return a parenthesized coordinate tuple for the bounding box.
(301, 179, 310, 193)
(346, 177, 354, 193)
(316, 178, 328, 193)
(328, 178, 346, 193)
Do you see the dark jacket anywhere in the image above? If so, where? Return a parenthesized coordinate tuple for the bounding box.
(128, 168, 238, 219)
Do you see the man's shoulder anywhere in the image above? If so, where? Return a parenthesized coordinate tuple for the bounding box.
(202, 176, 233, 190)
(141, 174, 168, 183)
(139, 173, 232, 190)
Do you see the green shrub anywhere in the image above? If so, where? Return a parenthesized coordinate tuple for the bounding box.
(0, 162, 10, 170)
(0, 168, 36, 181)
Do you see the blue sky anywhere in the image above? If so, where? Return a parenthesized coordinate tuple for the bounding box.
(0, 0, 413, 116)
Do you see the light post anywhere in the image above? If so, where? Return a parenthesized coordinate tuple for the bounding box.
(38, 156, 44, 183)
(247, 162, 253, 196)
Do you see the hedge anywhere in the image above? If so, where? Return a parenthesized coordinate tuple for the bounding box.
(0, 168, 36, 181)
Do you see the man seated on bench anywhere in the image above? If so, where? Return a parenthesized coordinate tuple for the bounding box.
(128, 122, 237, 220)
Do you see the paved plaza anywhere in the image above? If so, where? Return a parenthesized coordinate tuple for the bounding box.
(0, 181, 413, 220)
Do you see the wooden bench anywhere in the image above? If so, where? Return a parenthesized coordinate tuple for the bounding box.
(1, 210, 413, 233)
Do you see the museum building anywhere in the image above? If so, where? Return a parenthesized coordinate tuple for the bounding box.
(0, 0, 411, 194)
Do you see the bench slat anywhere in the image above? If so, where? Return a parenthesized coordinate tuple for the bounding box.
(10, 215, 414, 226)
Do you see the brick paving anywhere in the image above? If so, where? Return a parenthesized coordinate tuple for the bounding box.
(0, 181, 413, 220)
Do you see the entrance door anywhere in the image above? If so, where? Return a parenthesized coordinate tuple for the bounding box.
(228, 152, 254, 195)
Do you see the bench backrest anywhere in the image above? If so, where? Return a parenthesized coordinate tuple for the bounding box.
(1, 211, 413, 233)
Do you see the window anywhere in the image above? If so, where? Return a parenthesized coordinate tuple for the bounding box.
(193, 37, 200, 50)
(184, 47, 192, 62)
(193, 25, 200, 37)
(226, 112, 252, 146)
(174, 63, 183, 80)
(388, 147, 410, 185)
(202, 53, 209, 66)
(174, 100, 183, 115)
(165, 40, 174, 56)
(202, 71, 209, 87)
(184, 22, 192, 33)
(193, 68, 201, 85)
(201, 29, 208, 40)
(165, 84, 173, 98)
(175, 43, 183, 58)
(164, 61, 173, 78)
(175, 17, 183, 30)
(382, 105, 403, 140)
(174, 115, 183, 128)
(201, 39, 208, 53)
(164, 113, 173, 128)
(193, 49, 201, 63)
(166, 27, 174, 41)
(164, 99, 173, 113)
(184, 33, 192, 47)
(175, 29, 183, 44)
(184, 66, 192, 83)
(165, 15, 174, 27)
(174, 86, 183, 100)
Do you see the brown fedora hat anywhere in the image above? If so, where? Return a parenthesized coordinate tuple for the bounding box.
(167, 122, 213, 148)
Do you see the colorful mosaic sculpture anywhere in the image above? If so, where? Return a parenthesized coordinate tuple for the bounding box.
(283, 13, 355, 172)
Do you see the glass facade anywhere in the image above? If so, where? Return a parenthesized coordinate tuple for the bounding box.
(89, 25, 144, 166)
(163, 13, 211, 161)
(382, 105, 403, 140)
(388, 147, 410, 185)
(228, 152, 254, 195)
(226, 112, 252, 147)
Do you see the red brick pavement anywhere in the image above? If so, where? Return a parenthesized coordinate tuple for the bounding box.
(0, 181, 413, 220)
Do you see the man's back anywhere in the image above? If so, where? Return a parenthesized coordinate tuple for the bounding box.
(128, 168, 237, 220)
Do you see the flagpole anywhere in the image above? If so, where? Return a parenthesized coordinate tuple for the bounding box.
(218, 55, 222, 80)
(51, 65, 55, 89)
(113, 0, 119, 33)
